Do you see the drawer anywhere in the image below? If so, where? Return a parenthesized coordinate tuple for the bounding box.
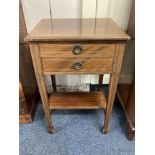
(39, 43, 115, 58)
(41, 58, 114, 74)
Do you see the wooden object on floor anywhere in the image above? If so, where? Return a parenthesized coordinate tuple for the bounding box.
(19, 2, 38, 123)
(19, 80, 37, 123)
(117, 0, 135, 140)
(117, 83, 135, 140)
(19, 80, 28, 115)
(25, 18, 130, 134)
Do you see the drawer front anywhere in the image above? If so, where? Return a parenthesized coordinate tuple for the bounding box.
(41, 58, 114, 74)
(39, 43, 115, 58)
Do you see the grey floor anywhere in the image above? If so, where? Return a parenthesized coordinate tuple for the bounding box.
(20, 101, 135, 155)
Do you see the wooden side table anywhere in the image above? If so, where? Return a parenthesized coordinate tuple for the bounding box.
(25, 18, 130, 134)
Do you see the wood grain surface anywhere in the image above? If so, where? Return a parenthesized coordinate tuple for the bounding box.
(26, 18, 129, 134)
(29, 43, 53, 133)
(39, 43, 115, 58)
(117, 83, 135, 140)
(41, 57, 114, 74)
(25, 18, 130, 42)
(103, 43, 125, 134)
(19, 2, 38, 124)
(49, 92, 107, 109)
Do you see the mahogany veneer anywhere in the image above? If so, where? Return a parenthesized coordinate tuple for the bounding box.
(25, 18, 130, 134)
(49, 92, 106, 109)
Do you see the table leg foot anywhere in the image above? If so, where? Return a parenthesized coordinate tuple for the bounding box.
(102, 125, 109, 134)
(48, 126, 54, 134)
(103, 130, 108, 134)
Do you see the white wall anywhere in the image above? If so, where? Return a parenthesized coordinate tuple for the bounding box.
(21, 0, 82, 33)
(82, 0, 132, 30)
(21, 0, 132, 89)
(21, 0, 50, 33)
(50, 0, 82, 19)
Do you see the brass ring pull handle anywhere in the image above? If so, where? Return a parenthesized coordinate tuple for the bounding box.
(73, 62, 82, 70)
(72, 45, 82, 55)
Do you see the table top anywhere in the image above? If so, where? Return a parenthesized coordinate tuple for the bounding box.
(25, 18, 130, 42)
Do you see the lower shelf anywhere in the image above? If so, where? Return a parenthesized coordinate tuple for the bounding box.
(48, 91, 107, 109)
